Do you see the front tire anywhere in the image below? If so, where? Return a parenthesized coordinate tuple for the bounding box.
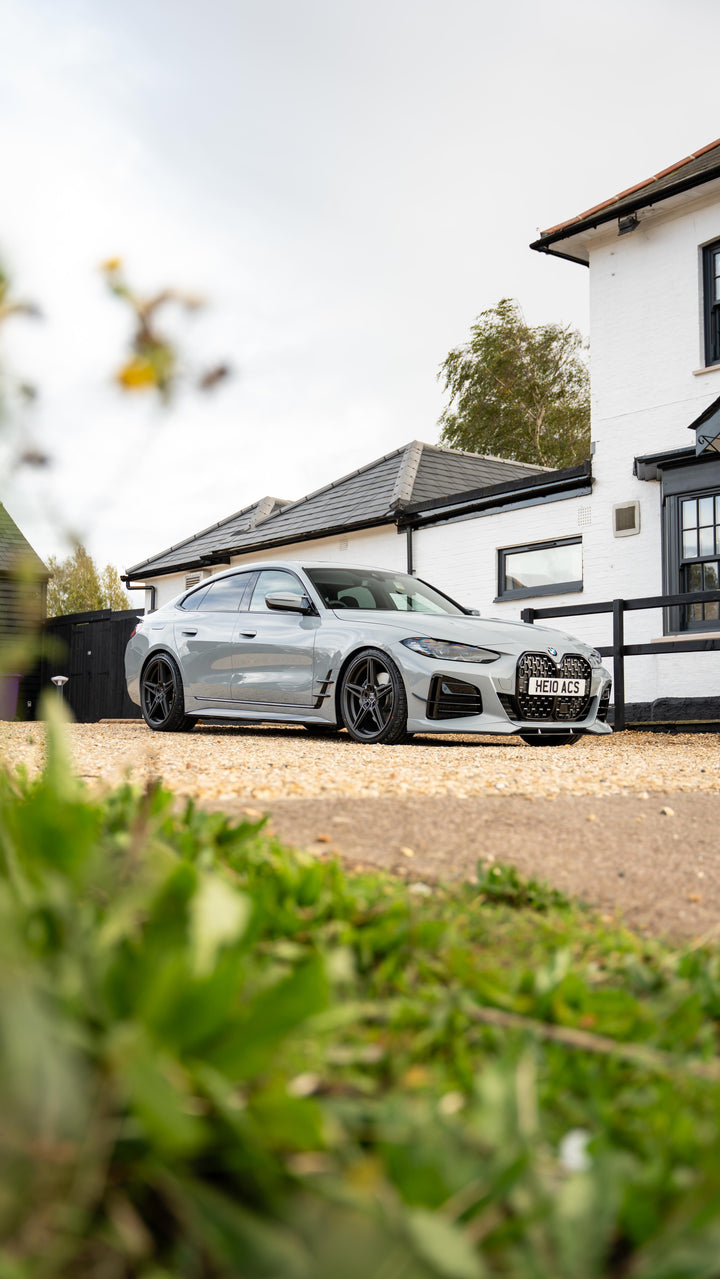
(519, 733, 582, 747)
(140, 653, 194, 732)
(340, 648, 409, 744)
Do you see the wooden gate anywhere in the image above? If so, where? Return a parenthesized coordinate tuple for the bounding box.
(28, 609, 144, 722)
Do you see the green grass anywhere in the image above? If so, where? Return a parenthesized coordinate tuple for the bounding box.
(2, 713, 720, 1278)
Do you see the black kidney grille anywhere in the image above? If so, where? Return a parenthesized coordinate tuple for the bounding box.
(516, 652, 593, 722)
(427, 675, 483, 720)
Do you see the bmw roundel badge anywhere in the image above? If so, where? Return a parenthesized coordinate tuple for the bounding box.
(547, 647, 558, 657)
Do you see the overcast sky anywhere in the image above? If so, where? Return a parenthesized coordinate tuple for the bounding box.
(2, 0, 719, 588)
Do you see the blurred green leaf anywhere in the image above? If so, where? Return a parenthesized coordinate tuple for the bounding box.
(206, 955, 329, 1078)
(406, 1209, 487, 1279)
(190, 871, 251, 976)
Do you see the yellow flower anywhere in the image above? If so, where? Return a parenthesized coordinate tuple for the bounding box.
(116, 357, 157, 390)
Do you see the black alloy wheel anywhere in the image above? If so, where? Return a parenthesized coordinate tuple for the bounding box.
(140, 654, 193, 732)
(519, 732, 582, 747)
(340, 648, 409, 745)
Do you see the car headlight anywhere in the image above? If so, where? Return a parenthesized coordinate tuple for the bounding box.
(401, 637, 500, 663)
(588, 649, 603, 667)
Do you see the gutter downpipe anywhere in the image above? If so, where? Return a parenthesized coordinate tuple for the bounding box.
(122, 578, 156, 613)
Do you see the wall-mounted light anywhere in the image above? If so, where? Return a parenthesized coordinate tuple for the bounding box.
(618, 214, 639, 236)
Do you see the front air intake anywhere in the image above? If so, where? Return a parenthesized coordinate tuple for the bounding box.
(427, 675, 482, 720)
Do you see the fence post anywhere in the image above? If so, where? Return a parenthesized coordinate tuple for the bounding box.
(521, 607, 535, 624)
(612, 598, 626, 732)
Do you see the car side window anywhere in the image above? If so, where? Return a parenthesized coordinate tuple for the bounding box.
(181, 584, 210, 610)
(189, 574, 252, 613)
(249, 569, 306, 612)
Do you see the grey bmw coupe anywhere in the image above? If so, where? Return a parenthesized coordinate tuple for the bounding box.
(125, 561, 612, 746)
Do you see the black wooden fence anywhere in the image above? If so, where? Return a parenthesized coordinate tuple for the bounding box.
(22, 609, 143, 722)
(521, 589, 720, 731)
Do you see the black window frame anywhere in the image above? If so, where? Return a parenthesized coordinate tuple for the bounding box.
(703, 239, 720, 366)
(663, 483, 720, 632)
(496, 536, 583, 602)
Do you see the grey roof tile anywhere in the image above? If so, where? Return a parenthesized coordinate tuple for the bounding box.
(126, 443, 545, 578)
(411, 445, 543, 502)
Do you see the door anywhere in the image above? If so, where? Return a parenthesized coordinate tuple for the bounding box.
(174, 573, 253, 704)
(231, 568, 318, 706)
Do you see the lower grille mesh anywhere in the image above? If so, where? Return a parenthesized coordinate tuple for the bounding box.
(515, 652, 593, 722)
(427, 675, 482, 720)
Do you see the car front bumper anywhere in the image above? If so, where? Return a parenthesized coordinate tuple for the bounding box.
(396, 645, 613, 736)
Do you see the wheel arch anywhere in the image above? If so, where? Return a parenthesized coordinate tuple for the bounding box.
(333, 641, 408, 726)
(139, 646, 188, 711)
(139, 643, 180, 681)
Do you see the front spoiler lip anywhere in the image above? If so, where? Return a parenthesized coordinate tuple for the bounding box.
(405, 711, 612, 736)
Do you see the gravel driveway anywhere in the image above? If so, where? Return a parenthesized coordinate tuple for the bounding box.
(2, 720, 719, 939)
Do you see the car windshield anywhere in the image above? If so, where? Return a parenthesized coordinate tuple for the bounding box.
(304, 567, 466, 615)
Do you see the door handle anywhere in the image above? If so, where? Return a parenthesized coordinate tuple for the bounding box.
(181, 629, 197, 636)
(239, 631, 257, 638)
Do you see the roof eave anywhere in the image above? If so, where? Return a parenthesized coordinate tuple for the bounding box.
(531, 162, 720, 258)
(123, 512, 400, 582)
(400, 460, 592, 521)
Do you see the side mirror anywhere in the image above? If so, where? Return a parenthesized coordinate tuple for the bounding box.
(466, 608, 481, 616)
(265, 592, 314, 614)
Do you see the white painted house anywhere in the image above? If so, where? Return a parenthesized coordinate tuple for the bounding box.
(126, 137, 720, 725)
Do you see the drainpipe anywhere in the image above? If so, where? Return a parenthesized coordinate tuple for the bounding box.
(406, 527, 414, 576)
(122, 577, 156, 613)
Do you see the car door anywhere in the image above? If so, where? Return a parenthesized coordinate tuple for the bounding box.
(231, 568, 319, 706)
(174, 573, 253, 705)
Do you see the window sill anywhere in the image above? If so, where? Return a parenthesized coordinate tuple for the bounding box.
(654, 630, 720, 641)
(692, 363, 720, 376)
(493, 582, 583, 604)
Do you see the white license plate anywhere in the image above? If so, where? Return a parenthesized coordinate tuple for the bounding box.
(527, 676, 588, 697)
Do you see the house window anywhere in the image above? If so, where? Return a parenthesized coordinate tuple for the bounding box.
(679, 493, 720, 627)
(703, 240, 720, 365)
(497, 537, 582, 601)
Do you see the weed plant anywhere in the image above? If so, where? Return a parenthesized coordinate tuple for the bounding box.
(1, 716, 720, 1277)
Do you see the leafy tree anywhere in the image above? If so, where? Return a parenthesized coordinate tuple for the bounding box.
(46, 544, 129, 616)
(438, 298, 590, 469)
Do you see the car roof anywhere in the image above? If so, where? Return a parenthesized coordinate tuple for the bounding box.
(204, 560, 406, 579)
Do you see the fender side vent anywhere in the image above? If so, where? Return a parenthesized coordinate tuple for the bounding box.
(427, 675, 482, 720)
(597, 682, 612, 723)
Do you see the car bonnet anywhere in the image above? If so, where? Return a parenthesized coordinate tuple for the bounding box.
(325, 609, 594, 659)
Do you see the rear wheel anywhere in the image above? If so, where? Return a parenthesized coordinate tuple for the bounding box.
(340, 649, 409, 745)
(519, 732, 582, 747)
(141, 654, 194, 732)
